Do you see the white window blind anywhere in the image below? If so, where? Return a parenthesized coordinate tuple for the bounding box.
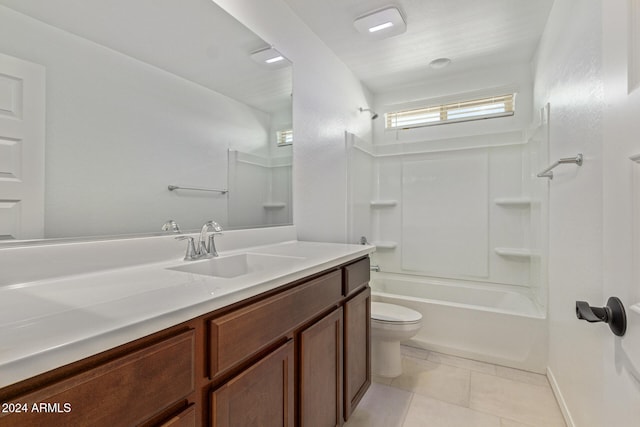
(277, 129, 293, 146)
(385, 94, 515, 130)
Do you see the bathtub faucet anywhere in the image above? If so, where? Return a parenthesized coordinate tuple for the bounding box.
(370, 264, 380, 272)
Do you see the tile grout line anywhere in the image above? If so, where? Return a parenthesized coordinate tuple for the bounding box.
(466, 368, 473, 409)
(399, 391, 415, 427)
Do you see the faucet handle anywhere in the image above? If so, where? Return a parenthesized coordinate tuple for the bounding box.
(162, 219, 181, 233)
(175, 236, 197, 260)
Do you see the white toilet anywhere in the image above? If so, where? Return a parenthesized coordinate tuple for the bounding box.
(371, 302, 423, 378)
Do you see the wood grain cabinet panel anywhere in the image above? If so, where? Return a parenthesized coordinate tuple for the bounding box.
(209, 270, 342, 377)
(0, 330, 195, 427)
(211, 340, 294, 427)
(343, 258, 370, 296)
(160, 404, 196, 427)
(299, 308, 344, 427)
(343, 287, 371, 420)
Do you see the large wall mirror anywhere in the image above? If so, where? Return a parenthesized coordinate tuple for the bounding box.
(0, 0, 292, 243)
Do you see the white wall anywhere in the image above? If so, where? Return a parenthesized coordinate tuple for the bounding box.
(0, 6, 273, 238)
(532, 1, 605, 425)
(213, 0, 373, 243)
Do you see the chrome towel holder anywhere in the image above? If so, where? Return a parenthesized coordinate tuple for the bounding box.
(536, 153, 583, 180)
(168, 185, 228, 194)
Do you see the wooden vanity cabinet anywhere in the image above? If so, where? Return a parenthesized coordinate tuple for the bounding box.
(0, 256, 371, 427)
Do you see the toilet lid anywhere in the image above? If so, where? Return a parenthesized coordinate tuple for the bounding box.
(371, 302, 422, 324)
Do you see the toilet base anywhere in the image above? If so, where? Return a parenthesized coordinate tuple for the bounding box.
(371, 339, 403, 378)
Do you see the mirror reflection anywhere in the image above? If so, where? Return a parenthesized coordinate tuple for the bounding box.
(0, 0, 292, 242)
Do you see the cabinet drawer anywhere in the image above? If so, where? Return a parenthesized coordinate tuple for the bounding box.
(209, 270, 342, 377)
(160, 404, 196, 427)
(343, 258, 370, 296)
(1, 330, 195, 427)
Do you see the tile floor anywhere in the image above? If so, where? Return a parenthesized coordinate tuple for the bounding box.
(344, 346, 567, 427)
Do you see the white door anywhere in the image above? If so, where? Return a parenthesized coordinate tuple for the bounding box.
(601, 1, 640, 424)
(0, 52, 45, 240)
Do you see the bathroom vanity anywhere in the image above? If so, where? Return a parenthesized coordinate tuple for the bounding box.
(0, 234, 372, 427)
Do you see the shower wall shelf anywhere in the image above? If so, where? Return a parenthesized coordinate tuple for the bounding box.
(370, 200, 398, 208)
(494, 248, 532, 258)
(263, 202, 286, 209)
(494, 197, 532, 207)
(372, 241, 397, 249)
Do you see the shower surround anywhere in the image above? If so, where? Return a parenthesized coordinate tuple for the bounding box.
(346, 118, 549, 371)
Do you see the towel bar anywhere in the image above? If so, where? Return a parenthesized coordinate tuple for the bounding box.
(536, 154, 583, 179)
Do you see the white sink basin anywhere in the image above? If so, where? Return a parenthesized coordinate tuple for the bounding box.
(167, 253, 304, 278)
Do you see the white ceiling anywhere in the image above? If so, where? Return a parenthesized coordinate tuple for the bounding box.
(0, 0, 292, 114)
(1, 0, 554, 106)
(283, 0, 554, 93)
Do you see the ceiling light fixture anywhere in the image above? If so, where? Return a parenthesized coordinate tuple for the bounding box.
(354, 6, 406, 39)
(250, 47, 290, 68)
(369, 22, 394, 33)
(265, 55, 285, 64)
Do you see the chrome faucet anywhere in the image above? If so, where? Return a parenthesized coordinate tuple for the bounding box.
(174, 221, 223, 261)
(198, 220, 223, 257)
(161, 219, 181, 233)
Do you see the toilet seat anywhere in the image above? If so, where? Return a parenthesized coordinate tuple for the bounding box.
(371, 302, 422, 325)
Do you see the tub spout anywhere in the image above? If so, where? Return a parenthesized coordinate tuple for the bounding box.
(370, 264, 380, 272)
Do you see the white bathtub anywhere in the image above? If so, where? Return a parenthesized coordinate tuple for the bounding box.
(370, 272, 548, 373)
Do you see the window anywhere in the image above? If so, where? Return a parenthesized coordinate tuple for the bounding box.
(277, 129, 293, 146)
(385, 94, 516, 130)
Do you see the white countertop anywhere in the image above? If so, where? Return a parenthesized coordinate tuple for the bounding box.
(0, 239, 373, 388)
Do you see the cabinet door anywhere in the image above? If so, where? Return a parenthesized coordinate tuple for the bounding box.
(299, 308, 344, 427)
(211, 340, 294, 427)
(0, 330, 195, 427)
(343, 287, 371, 420)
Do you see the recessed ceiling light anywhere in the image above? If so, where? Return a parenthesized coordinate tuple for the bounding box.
(354, 6, 406, 39)
(429, 57, 452, 69)
(369, 22, 394, 33)
(265, 55, 285, 64)
(250, 47, 290, 68)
